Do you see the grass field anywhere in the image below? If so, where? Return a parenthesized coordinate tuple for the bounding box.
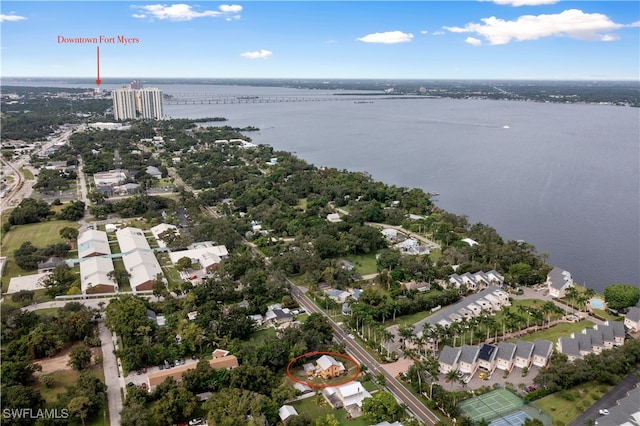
(510, 320, 595, 344)
(345, 253, 378, 276)
(34, 362, 108, 425)
(0, 220, 80, 292)
(292, 393, 370, 426)
(531, 381, 612, 426)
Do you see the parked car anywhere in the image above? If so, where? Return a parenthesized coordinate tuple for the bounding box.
(179, 358, 185, 365)
(189, 418, 203, 426)
(528, 386, 537, 392)
(136, 369, 142, 375)
(599, 409, 609, 416)
(127, 382, 134, 387)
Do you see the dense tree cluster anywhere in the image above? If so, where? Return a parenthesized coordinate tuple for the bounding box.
(603, 284, 640, 310)
(533, 338, 640, 394)
(13, 241, 70, 271)
(2, 303, 98, 363)
(7, 197, 53, 225)
(34, 168, 77, 192)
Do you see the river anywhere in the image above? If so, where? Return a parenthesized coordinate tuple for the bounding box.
(4, 80, 639, 293)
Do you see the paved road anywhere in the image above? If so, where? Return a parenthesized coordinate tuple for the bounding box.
(289, 283, 441, 425)
(99, 321, 124, 426)
(569, 372, 639, 426)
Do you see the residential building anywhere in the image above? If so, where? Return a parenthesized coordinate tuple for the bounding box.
(78, 229, 111, 258)
(477, 343, 498, 373)
(495, 342, 517, 371)
(323, 382, 372, 417)
(150, 223, 179, 247)
(326, 213, 342, 223)
(147, 352, 237, 389)
(316, 354, 346, 379)
(606, 320, 626, 346)
(278, 405, 298, 422)
(112, 86, 164, 120)
(80, 256, 117, 294)
(37, 256, 65, 273)
(117, 227, 163, 292)
(458, 345, 480, 375)
(514, 340, 535, 369)
(438, 346, 462, 374)
(146, 165, 162, 179)
(558, 337, 581, 361)
(532, 339, 553, 367)
(547, 266, 574, 298)
(624, 307, 640, 331)
(93, 170, 128, 187)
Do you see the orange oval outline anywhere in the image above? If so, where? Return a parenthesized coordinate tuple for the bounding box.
(286, 351, 361, 389)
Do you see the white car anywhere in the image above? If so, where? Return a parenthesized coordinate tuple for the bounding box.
(599, 409, 609, 416)
(189, 418, 203, 426)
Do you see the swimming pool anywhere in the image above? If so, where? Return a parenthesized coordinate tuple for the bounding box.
(590, 298, 605, 309)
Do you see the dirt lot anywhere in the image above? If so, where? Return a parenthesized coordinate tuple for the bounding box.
(34, 347, 102, 375)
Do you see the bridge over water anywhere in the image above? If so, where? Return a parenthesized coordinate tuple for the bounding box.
(164, 93, 427, 105)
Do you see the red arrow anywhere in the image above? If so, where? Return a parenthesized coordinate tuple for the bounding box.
(96, 46, 101, 86)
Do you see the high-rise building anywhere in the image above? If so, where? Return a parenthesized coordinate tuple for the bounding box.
(112, 89, 137, 121)
(138, 88, 164, 119)
(112, 84, 163, 121)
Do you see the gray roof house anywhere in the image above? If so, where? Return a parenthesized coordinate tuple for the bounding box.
(546, 266, 574, 298)
(624, 307, 640, 332)
(558, 337, 581, 361)
(496, 342, 517, 371)
(438, 346, 462, 374)
(514, 340, 535, 369)
(477, 343, 498, 373)
(458, 345, 480, 375)
(532, 339, 553, 367)
(605, 321, 626, 345)
(595, 324, 616, 349)
(584, 328, 605, 354)
(574, 333, 594, 356)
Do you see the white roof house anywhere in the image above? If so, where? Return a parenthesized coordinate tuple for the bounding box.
(116, 227, 151, 253)
(316, 354, 345, 372)
(169, 246, 227, 272)
(187, 242, 229, 258)
(335, 382, 372, 408)
(278, 405, 298, 421)
(547, 266, 574, 298)
(122, 249, 163, 292)
(461, 238, 479, 246)
(381, 228, 398, 239)
(78, 229, 111, 258)
(80, 256, 117, 294)
(150, 223, 179, 247)
(327, 213, 342, 223)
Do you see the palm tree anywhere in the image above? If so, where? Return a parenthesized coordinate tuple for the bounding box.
(445, 369, 459, 390)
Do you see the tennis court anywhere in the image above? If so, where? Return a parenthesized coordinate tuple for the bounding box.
(489, 410, 531, 426)
(459, 388, 524, 423)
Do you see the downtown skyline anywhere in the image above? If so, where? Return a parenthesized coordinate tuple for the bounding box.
(1, 1, 639, 80)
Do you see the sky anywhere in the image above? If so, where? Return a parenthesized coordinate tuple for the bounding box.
(1, 1, 639, 80)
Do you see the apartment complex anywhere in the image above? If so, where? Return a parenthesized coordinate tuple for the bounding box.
(112, 81, 163, 120)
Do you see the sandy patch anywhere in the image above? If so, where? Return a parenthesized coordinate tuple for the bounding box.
(34, 347, 102, 375)
(380, 357, 414, 378)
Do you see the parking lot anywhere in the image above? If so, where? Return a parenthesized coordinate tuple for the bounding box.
(445, 364, 540, 393)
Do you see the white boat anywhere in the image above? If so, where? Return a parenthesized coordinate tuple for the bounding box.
(503, 125, 510, 129)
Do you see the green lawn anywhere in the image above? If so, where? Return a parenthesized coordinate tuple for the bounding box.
(21, 166, 35, 180)
(112, 259, 131, 292)
(380, 310, 434, 329)
(34, 364, 108, 425)
(531, 381, 612, 426)
(345, 253, 378, 276)
(296, 198, 308, 210)
(509, 320, 595, 344)
(292, 394, 370, 426)
(1, 220, 79, 292)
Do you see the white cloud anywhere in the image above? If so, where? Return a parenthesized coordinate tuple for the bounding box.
(132, 4, 242, 21)
(356, 31, 414, 44)
(432, 31, 445, 36)
(421, 30, 429, 35)
(240, 49, 272, 59)
(465, 37, 482, 46)
(444, 9, 627, 44)
(219, 4, 242, 13)
(0, 13, 27, 22)
(489, 0, 559, 6)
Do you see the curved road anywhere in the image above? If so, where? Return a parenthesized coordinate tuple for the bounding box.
(289, 283, 440, 425)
